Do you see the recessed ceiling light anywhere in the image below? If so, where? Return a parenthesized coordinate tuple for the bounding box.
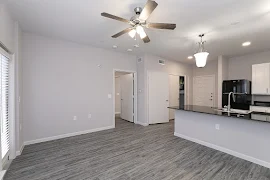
(112, 45, 118, 49)
(127, 49, 133, 52)
(188, 56, 193, 59)
(242, 41, 251, 47)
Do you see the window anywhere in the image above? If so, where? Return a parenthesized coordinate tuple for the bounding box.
(0, 54, 10, 159)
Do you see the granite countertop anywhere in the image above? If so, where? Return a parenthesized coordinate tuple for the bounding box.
(168, 105, 270, 123)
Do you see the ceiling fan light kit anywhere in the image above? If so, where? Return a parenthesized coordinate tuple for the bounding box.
(102, 0, 210, 68)
(101, 0, 176, 43)
(128, 29, 136, 38)
(194, 34, 209, 68)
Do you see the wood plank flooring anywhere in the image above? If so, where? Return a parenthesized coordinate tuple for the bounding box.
(4, 118, 270, 180)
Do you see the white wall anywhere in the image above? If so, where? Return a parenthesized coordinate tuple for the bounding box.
(228, 51, 270, 81)
(115, 77, 121, 114)
(0, 4, 15, 52)
(193, 60, 218, 107)
(228, 50, 270, 102)
(22, 33, 137, 143)
(137, 57, 146, 125)
(137, 54, 193, 125)
(217, 56, 228, 108)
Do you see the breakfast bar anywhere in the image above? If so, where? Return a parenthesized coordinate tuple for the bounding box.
(168, 105, 270, 168)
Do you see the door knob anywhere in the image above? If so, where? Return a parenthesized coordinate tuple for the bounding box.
(210, 99, 213, 101)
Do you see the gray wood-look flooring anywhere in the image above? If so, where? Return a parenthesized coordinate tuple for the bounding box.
(5, 118, 270, 180)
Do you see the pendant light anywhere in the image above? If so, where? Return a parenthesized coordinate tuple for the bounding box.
(194, 34, 209, 68)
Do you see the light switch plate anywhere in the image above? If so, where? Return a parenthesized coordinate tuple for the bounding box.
(108, 94, 112, 99)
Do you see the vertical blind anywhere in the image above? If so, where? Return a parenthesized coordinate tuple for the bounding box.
(0, 54, 10, 159)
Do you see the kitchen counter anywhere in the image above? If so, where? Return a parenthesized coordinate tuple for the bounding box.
(171, 105, 270, 168)
(168, 105, 270, 123)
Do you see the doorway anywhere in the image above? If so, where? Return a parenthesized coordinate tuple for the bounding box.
(113, 70, 137, 126)
(169, 75, 187, 120)
(193, 75, 215, 107)
(147, 72, 189, 124)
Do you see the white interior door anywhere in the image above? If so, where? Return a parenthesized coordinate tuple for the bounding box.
(120, 74, 134, 122)
(193, 75, 215, 107)
(169, 75, 179, 120)
(148, 72, 169, 124)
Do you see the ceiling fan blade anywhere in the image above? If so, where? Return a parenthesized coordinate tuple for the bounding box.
(101, 12, 129, 23)
(142, 36, 150, 43)
(147, 23, 176, 30)
(112, 28, 133, 38)
(139, 0, 158, 21)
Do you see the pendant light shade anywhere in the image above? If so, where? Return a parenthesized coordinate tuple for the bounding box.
(194, 34, 209, 68)
(194, 52, 209, 68)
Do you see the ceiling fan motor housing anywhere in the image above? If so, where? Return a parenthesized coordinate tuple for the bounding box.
(134, 7, 142, 15)
(130, 7, 146, 26)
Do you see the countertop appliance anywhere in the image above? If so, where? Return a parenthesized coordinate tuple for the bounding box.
(222, 79, 251, 110)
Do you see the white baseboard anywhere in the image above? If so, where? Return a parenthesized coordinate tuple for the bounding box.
(16, 144, 25, 156)
(174, 132, 270, 169)
(115, 112, 121, 115)
(136, 121, 149, 126)
(24, 126, 115, 146)
(0, 170, 6, 180)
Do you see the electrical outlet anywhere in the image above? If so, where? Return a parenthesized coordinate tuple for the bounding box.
(88, 114, 92, 119)
(215, 124, 220, 130)
(73, 116, 77, 121)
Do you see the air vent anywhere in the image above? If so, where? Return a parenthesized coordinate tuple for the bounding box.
(137, 58, 142, 63)
(159, 59, 165, 65)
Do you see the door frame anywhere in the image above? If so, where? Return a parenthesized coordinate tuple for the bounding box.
(193, 75, 215, 107)
(113, 69, 137, 127)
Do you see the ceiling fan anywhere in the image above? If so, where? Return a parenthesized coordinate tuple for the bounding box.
(101, 0, 176, 43)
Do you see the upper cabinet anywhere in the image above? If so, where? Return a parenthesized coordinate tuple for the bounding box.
(252, 63, 270, 95)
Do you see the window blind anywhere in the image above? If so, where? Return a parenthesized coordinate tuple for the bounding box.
(1, 54, 10, 159)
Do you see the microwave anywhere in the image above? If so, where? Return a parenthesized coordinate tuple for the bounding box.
(222, 79, 251, 94)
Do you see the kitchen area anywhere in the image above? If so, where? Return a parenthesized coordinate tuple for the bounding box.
(169, 51, 270, 169)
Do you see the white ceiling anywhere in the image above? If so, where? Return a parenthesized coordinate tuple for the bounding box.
(4, 0, 270, 64)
